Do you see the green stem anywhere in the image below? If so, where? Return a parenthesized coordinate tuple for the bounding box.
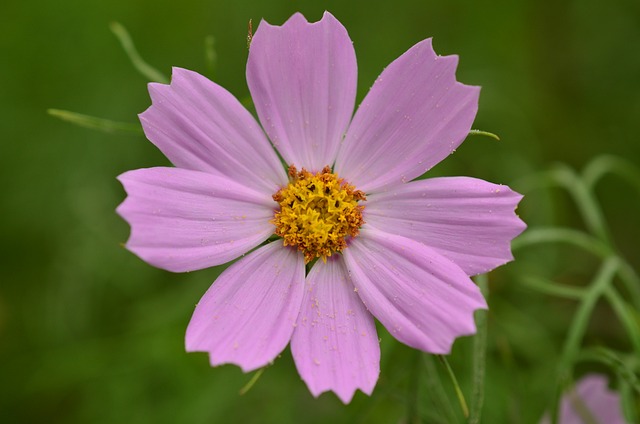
(438, 355, 469, 418)
(559, 257, 618, 370)
(469, 274, 488, 424)
(407, 350, 421, 424)
(468, 129, 500, 141)
(422, 354, 458, 423)
(110, 22, 169, 83)
(549, 165, 612, 245)
(511, 227, 612, 257)
(576, 347, 640, 394)
(617, 262, 640, 311)
(513, 226, 640, 308)
(47, 109, 143, 134)
(620, 380, 640, 423)
(238, 367, 265, 395)
(582, 155, 640, 194)
(551, 257, 619, 424)
(604, 287, 640, 356)
(519, 276, 585, 300)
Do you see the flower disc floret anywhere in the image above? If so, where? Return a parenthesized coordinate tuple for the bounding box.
(272, 165, 366, 263)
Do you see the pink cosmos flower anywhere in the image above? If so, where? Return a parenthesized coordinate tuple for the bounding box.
(540, 375, 626, 424)
(117, 12, 525, 403)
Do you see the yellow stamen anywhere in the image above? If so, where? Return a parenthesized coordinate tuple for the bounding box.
(272, 165, 366, 263)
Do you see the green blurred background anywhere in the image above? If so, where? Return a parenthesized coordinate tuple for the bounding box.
(2, 0, 640, 422)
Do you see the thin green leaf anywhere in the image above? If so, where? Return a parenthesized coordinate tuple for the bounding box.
(512, 227, 612, 258)
(549, 165, 613, 245)
(620, 380, 640, 423)
(238, 367, 265, 395)
(47, 109, 143, 134)
(110, 21, 169, 84)
(576, 347, 640, 394)
(617, 261, 640, 310)
(407, 351, 421, 424)
(604, 287, 640, 355)
(468, 129, 500, 141)
(582, 154, 640, 194)
(438, 355, 469, 418)
(552, 257, 619, 423)
(422, 354, 459, 423)
(519, 276, 585, 300)
(560, 257, 618, 368)
(469, 274, 488, 424)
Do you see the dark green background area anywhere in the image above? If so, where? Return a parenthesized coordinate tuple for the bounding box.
(2, 0, 639, 423)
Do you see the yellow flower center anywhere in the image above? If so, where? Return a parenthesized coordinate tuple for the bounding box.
(272, 165, 366, 263)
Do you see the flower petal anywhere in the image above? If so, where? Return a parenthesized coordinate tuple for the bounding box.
(291, 256, 379, 403)
(334, 39, 480, 193)
(117, 167, 276, 273)
(364, 177, 526, 276)
(540, 375, 625, 424)
(185, 242, 305, 372)
(247, 12, 357, 171)
(139, 67, 288, 193)
(343, 229, 487, 354)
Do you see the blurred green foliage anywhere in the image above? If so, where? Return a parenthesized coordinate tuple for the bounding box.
(2, 0, 640, 422)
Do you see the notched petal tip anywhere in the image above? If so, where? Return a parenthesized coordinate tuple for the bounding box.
(247, 9, 356, 171)
(344, 230, 488, 354)
(417, 38, 482, 94)
(309, 386, 356, 404)
(256, 12, 306, 31)
(256, 11, 344, 34)
(185, 243, 305, 374)
(291, 258, 380, 404)
(335, 35, 482, 192)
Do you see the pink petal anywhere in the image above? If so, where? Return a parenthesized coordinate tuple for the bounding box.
(364, 177, 526, 276)
(540, 375, 625, 424)
(139, 67, 288, 193)
(185, 242, 305, 372)
(247, 12, 357, 172)
(290, 257, 380, 403)
(334, 39, 480, 193)
(117, 167, 276, 273)
(343, 229, 487, 354)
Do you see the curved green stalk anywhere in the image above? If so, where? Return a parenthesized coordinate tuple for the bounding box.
(548, 165, 612, 245)
(519, 276, 585, 300)
(582, 155, 640, 194)
(437, 355, 469, 418)
(604, 287, 640, 356)
(238, 367, 265, 395)
(551, 257, 619, 424)
(47, 109, 143, 134)
(468, 129, 500, 141)
(110, 22, 169, 83)
(512, 227, 612, 257)
(469, 274, 488, 424)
